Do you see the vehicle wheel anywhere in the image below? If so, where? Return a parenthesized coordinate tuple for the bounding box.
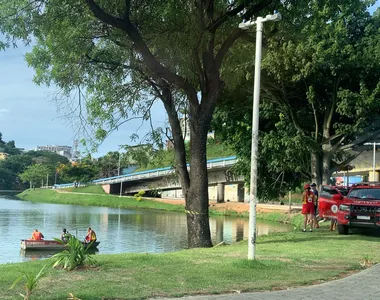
(337, 224, 349, 235)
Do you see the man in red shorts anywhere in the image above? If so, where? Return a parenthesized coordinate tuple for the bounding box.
(302, 184, 316, 232)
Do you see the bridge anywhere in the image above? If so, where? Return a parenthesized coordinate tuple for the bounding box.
(53, 150, 380, 201)
(91, 156, 246, 202)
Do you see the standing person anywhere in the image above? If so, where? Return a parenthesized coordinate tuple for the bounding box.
(85, 227, 97, 243)
(31, 229, 44, 240)
(302, 184, 316, 232)
(310, 183, 320, 229)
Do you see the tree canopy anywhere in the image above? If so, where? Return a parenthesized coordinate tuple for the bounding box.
(214, 1, 380, 193)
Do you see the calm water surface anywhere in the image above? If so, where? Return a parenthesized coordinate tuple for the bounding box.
(0, 194, 291, 264)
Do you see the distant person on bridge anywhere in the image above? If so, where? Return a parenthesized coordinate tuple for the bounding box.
(85, 227, 97, 243)
(31, 229, 44, 240)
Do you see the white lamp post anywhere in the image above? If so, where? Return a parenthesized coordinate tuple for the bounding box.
(239, 11, 282, 260)
(364, 142, 380, 181)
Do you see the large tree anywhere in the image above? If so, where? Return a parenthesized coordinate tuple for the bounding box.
(262, 1, 380, 185)
(215, 1, 380, 191)
(0, 0, 284, 247)
(19, 164, 50, 189)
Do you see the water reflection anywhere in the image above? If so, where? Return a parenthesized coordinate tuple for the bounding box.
(0, 195, 291, 264)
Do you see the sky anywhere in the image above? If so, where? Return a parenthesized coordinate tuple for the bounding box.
(0, 44, 167, 157)
(0, 2, 379, 157)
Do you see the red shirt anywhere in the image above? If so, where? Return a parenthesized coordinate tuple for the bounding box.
(302, 191, 315, 205)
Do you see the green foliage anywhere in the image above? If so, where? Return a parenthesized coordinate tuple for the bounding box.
(0, 133, 70, 189)
(261, 0, 380, 182)
(213, 86, 304, 201)
(19, 164, 50, 189)
(96, 151, 120, 178)
(0, 132, 21, 155)
(58, 161, 99, 183)
(214, 0, 380, 190)
(51, 236, 96, 271)
(9, 265, 47, 300)
(135, 141, 235, 171)
(134, 190, 145, 201)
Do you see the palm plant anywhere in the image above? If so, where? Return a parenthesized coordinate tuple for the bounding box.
(52, 236, 96, 271)
(9, 265, 47, 300)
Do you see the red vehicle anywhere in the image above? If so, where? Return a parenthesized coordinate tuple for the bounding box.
(319, 183, 380, 235)
(318, 185, 350, 220)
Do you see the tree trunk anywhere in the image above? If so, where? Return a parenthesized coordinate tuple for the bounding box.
(310, 152, 321, 186)
(322, 152, 332, 185)
(185, 118, 213, 248)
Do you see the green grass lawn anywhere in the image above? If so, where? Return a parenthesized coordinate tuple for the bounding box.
(62, 185, 106, 194)
(6, 189, 379, 300)
(1, 229, 378, 300)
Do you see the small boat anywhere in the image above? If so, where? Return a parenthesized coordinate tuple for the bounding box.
(20, 239, 100, 251)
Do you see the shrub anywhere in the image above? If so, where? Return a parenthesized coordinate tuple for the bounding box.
(134, 190, 145, 201)
(10, 265, 47, 300)
(51, 237, 96, 271)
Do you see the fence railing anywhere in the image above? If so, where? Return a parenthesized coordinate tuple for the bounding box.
(92, 156, 237, 185)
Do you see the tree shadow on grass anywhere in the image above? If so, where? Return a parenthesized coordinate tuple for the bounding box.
(259, 228, 380, 244)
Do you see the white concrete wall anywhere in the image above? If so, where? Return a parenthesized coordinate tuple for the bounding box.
(209, 185, 217, 201)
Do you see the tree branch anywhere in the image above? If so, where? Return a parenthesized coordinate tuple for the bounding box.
(215, 28, 244, 69)
(207, 0, 272, 32)
(85, 0, 199, 107)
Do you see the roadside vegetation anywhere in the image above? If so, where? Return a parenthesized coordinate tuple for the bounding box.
(2, 229, 379, 300)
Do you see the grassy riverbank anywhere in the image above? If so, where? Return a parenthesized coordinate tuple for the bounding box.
(17, 189, 186, 213)
(1, 229, 379, 300)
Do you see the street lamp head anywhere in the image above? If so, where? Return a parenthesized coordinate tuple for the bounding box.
(238, 19, 255, 30)
(239, 11, 281, 30)
(265, 11, 282, 22)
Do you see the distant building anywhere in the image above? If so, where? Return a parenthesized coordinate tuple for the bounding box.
(0, 152, 9, 160)
(36, 145, 73, 160)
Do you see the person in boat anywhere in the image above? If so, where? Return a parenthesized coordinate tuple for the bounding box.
(31, 229, 44, 240)
(85, 227, 97, 243)
(60, 228, 72, 242)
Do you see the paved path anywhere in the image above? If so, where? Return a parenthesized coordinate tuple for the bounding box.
(155, 264, 380, 300)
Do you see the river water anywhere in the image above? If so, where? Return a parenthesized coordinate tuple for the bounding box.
(0, 194, 291, 264)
